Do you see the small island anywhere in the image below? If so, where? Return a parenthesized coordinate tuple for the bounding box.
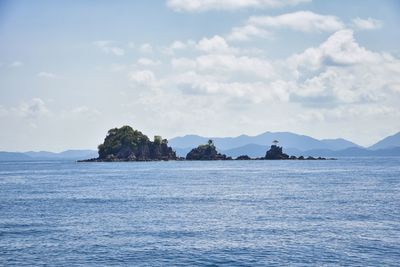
(265, 140, 290, 159)
(79, 126, 177, 162)
(186, 140, 232, 160)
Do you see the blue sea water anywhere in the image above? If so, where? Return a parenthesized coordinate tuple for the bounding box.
(0, 158, 399, 266)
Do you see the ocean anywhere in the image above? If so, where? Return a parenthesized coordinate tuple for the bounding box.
(0, 158, 399, 266)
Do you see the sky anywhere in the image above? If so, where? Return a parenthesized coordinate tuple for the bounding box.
(0, 0, 400, 151)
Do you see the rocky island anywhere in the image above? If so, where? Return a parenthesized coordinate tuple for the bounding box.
(265, 141, 290, 160)
(79, 126, 177, 162)
(186, 140, 232, 160)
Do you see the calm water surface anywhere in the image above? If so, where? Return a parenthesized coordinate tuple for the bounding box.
(0, 158, 399, 266)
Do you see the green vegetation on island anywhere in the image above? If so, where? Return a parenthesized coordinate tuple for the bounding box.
(80, 126, 177, 162)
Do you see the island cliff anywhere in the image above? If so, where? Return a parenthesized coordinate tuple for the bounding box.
(186, 140, 231, 160)
(79, 126, 177, 162)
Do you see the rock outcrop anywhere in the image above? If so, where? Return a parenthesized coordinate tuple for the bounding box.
(263, 143, 329, 160)
(236, 155, 251, 160)
(265, 145, 289, 160)
(186, 140, 231, 160)
(79, 126, 177, 162)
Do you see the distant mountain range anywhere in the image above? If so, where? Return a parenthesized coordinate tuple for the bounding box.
(1, 131, 400, 161)
(368, 132, 400, 150)
(169, 131, 400, 158)
(0, 150, 98, 161)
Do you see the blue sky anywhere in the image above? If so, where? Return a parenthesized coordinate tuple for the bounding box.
(1, 0, 400, 151)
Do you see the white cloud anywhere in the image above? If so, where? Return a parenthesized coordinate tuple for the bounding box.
(139, 43, 153, 53)
(195, 35, 231, 53)
(93, 41, 125, 56)
(129, 70, 157, 86)
(182, 80, 292, 103)
(70, 106, 99, 114)
(285, 30, 400, 106)
(58, 106, 102, 122)
(18, 98, 50, 118)
(228, 25, 271, 41)
(162, 40, 196, 55)
(196, 54, 275, 78)
(352, 17, 382, 30)
(170, 40, 187, 50)
(229, 11, 344, 41)
(38, 72, 57, 78)
(288, 29, 382, 72)
(167, 29, 400, 110)
(248, 11, 344, 32)
(70, 106, 101, 117)
(0, 105, 8, 117)
(166, 0, 311, 12)
(171, 58, 197, 69)
(195, 35, 262, 55)
(171, 53, 276, 80)
(137, 58, 161, 66)
(10, 61, 24, 68)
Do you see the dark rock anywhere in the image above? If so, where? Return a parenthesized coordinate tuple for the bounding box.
(306, 156, 316, 160)
(236, 155, 251, 160)
(289, 155, 297, 160)
(298, 156, 305, 160)
(265, 145, 289, 160)
(186, 140, 229, 160)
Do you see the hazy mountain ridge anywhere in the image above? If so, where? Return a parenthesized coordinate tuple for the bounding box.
(0, 152, 33, 161)
(368, 132, 400, 150)
(0, 150, 98, 161)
